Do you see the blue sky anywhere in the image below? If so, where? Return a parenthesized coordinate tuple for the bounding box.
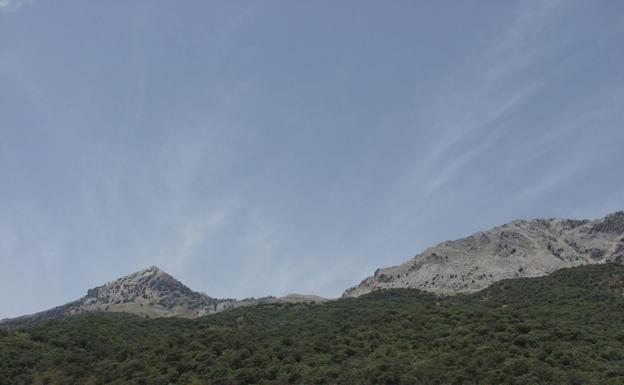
(1, 0, 623, 318)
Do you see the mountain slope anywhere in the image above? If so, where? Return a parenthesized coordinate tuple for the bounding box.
(2, 264, 623, 385)
(344, 211, 624, 297)
(0, 266, 278, 328)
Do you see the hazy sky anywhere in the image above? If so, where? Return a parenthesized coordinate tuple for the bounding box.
(1, 0, 623, 318)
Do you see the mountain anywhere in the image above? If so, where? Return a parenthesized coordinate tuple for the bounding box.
(0, 266, 281, 328)
(2, 263, 624, 384)
(3, 211, 622, 326)
(344, 211, 624, 297)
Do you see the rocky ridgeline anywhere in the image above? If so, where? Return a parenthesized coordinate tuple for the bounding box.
(75, 266, 249, 317)
(1, 266, 282, 328)
(343, 211, 624, 297)
(3, 211, 623, 327)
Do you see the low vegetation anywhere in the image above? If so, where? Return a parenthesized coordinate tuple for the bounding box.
(2, 264, 624, 385)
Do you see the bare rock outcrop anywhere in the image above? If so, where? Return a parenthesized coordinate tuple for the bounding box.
(343, 211, 624, 297)
(1, 266, 276, 328)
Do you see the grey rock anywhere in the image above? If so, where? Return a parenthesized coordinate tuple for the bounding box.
(343, 211, 624, 297)
(0, 266, 276, 328)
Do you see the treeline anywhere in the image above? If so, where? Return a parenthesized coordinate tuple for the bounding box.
(1, 264, 624, 384)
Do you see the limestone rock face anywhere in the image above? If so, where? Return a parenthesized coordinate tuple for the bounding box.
(75, 266, 230, 318)
(1, 266, 332, 328)
(1, 266, 276, 328)
(343, 211, 624, 297)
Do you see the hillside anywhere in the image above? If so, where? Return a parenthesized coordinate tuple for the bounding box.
(0, 266, 279, 329)
(4, 211, 622, 328)
(344, 211, 624, 297)
(1, 264, 624, 385)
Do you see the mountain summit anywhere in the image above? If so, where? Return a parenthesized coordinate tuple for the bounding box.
(1, 266, 276, 328)
(1, 266, 330, 328)
(77, 265, 224, 318)
(343, 211, 624, 297)
(3, 211, 622, 326)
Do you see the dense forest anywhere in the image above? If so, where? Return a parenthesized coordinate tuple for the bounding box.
(2, 264, 624, 385)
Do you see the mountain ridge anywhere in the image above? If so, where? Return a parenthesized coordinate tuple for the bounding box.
(3, 210, 623, 326)
(343, 210, 624, 297)
(0, 266, 326, 328)
(3, 263, 624, 384)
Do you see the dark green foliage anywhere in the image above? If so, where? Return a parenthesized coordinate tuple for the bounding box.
(2, 264, 624, 384)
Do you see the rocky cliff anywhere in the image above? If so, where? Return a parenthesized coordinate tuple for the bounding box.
(343, 211, 624, 297)
(1, 266, 280, 328)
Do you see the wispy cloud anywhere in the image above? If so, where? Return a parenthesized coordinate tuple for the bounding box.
(0, 0, 33, 13)
(373, 2, 563, 220)
(1, 0, 623, 317)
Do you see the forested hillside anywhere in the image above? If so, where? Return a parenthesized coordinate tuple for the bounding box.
(2, 264, 624, 385)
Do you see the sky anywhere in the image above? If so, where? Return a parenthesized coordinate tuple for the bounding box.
(1, 0, 623, 318)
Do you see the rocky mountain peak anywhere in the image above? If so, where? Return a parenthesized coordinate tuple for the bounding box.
(83, 266, 205, 310)
(591, 211, 624, 234)
(343, 210, 624, 297)
(141, 265, 164, 275)
(1, 266, 280, 328)
(121, 265, 174, 284)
